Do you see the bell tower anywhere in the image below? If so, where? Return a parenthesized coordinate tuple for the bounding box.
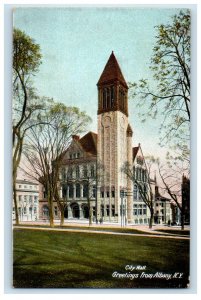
(97, 51, 128, 116)
(97, 52, 133, 223)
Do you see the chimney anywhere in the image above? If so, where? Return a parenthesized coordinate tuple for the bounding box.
(72, 135, 80, 141)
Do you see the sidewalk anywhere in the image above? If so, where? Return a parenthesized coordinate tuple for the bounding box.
(13, 220, 190, 240)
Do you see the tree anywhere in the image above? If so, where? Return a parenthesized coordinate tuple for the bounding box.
(21, 102, 91, 227)
(129, 10, 190, 156)
(122, 157, 155, 229)
(13, 28, 43, 224)
(156, 158, 188, 230)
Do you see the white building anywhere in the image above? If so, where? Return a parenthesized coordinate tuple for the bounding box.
(13, 179, 39, 221)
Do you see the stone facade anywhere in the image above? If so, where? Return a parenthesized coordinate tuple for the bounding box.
(13, 179, 39, 221)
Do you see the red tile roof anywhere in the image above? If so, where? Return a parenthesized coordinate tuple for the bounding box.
(79, 131, 97, 155)
(97, 52, 128, 88)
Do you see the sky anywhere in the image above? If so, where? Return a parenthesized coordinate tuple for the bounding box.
(13, 7, 186, 160)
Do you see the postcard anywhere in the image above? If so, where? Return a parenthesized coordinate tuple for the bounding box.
(12, 7, 190, 289)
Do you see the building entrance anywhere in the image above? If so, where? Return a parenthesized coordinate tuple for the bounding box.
(70, 203, 80, 218)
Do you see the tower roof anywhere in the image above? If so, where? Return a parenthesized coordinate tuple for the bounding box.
(97, 52, 128, 88)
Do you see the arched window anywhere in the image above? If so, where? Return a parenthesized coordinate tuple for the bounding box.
(106, 87, 110, 108)
(69, 184, 74, 198)
(83, 165, 88, 178)
(76, 166, 80, 178)
(90, 165, 95, 178)
(103, 89, 106, 109)
(83, 183, 88, 198)
(68, 167, 73, 179)
(76, 183, 80, 198)
(134, 184, 138, 200)
(111, 86, 114, 108)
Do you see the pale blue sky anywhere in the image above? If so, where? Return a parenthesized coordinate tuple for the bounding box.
(13, 7, 186, 158)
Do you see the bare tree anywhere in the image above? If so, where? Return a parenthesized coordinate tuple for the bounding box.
(122, 158, 155, 229)
(21, 102, 91, 227)
(156, 159, 188, 230)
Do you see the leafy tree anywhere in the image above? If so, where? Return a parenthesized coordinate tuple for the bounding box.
(129, 10, 190, 156)
(13, 28, 43, 224)
(21, 102, 91, 227)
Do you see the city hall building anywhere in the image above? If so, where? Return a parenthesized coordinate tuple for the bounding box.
(39, 52, 153, 224)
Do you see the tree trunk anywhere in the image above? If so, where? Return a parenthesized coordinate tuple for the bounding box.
(181, 212, 185, 230)
(13, 179, 19, 225)
(47, 188, 54, 228)
(149, 208, 154, 229)
(60, 205, 64, 227)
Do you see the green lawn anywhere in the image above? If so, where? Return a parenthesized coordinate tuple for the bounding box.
(13, 228, 189, 288)
(156, 229, 190, 236)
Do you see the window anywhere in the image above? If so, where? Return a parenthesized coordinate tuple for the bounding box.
(29, 207, 32, 214)
(34, 196, 38, 203)
(106, 191, 110, 198)
(92, 206, 96, 217)
(69, 184, 74, 198)
(103, 89, 106, 109)
(83, 184, 88, 198)
(18, 195, 22, 202)
(24, 207, 27, 214)
(111, 205, 115, 217)
(92, 186, 96, 198)
(83, 165, 88, 178)
(90, 165, 95, 178)
(111, 86, 114, 107)
(43, 205, 49, 217)
(143, 208, 147, 215)
(73, 153, 76, 159)
(101, 191, 104, 198)
(62, 186, 67, 198)
(134, 209, 138, 216)
(112, 190, 115, 198)
(76, 166, 80, 178)
(76, 184, 80, 198)
(54, 206, 58, 216)
(29, 196, 32, 204)
(34, 207, 37, 214)
(133, 184, 138, 200)
(77, 152, 80, 158)
(106, 205, 110, 216)
(101, 204, 104, 217)
(19, 185, 21, 188)
(24, 185, 27, 189)
(68, 167, 73, 179)
(70, 154, 72, 159)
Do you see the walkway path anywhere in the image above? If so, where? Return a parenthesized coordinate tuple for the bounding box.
(14, 225, 190, 240)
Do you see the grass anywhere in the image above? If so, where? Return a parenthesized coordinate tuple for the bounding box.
(156, 229, 190, 236)
(13, 228, 190, 288)
(14, 224, 156, 235)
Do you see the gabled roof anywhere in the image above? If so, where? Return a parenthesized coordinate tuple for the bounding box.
(97, 52, 128, 88)
(79, 131, 97, 156)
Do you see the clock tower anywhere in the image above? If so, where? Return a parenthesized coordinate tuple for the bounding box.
(97, 52, 133, 223)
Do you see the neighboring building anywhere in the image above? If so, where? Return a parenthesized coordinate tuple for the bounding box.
(154, 183, 172, 225)
(132, 144, 150, 225)
(182, 175, 190, 225)
(13, 179, 39, 221)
